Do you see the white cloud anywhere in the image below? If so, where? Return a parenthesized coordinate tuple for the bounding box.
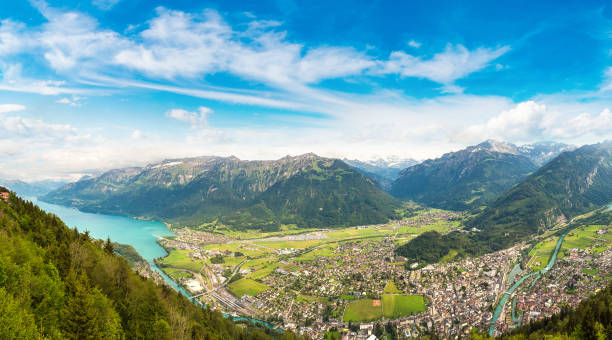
(550, 109, 612, 138)
(459, 100, 612, 144)
(56, 96, 84, 106)
(0, 63, 89, 96)
(0, 104, 26, 114)
(166, 106, 212, 129)
(92, 0, 121, 10)
(0, 19, 29, 56)
(408, 40, 421, 48)
(379, 44, 510, 92)
(131, 129, 142, 139)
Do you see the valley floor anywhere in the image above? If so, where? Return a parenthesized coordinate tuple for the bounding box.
(153, 209, 611, 339)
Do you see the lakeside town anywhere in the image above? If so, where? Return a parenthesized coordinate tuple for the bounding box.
(149, 212, 612, 339)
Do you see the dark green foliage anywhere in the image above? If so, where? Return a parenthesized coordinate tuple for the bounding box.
(210, 254, 225, 264)
(0, 189, 306, 340)
(396, 142, 612, 264)
(44, 154, 400, 230)
(391, 141, 538, 211)
(502, 280, 612, 339)
(112, 242, 144, 266)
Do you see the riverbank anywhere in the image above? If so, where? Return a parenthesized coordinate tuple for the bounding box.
(489, 230, 570, 336)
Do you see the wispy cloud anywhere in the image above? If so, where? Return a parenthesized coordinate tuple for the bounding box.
(0, 104, 26, 114)
(166, 107, 212, 129)
(378, 44, 510, 93)
(0, 4, 507, 101)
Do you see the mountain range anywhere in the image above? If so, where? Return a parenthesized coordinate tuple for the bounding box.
(390, 140, 574, 211)
(43, 154, 400, 230)
(395, 141, 612, 264)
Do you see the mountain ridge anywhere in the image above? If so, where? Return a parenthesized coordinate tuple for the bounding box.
(44, 154, 401, 230)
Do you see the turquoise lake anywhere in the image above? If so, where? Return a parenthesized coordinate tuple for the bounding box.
(33, 198, 176, 262)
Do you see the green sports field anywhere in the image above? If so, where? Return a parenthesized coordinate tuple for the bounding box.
(228, 278, 270, 297)
(343, 299, 382, 322)
(382, 295, 426, 318)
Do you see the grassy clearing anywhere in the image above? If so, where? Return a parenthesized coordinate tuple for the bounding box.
(247, 263, 279, 280)
(228, 278, 269, 297)
(383, 280, 401, 294)
(561, 225, 611, 254)
(582, 268, 600, 275)
(159, 249, 204, 272)
(382, 295, 426, 319)
(163, 267, 194, 280)
(340, 294, 355, 300)
(343, 299, 382, 322)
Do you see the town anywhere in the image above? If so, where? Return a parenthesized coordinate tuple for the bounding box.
(152, 210, 612, 339)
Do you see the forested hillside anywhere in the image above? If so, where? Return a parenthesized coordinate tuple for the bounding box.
(0, 187, 304, 339)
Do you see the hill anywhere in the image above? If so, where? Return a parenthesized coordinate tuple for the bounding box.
(0, 179, 67, 197)
(343, 157, 418, 190)
(0, 187, 303, 339)
(390, 140, 538, 211)
(43, 154, 400, 230)
(395, 142, 612, 264)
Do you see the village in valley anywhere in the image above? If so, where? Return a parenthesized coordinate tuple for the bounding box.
(152, 209, 612, 339)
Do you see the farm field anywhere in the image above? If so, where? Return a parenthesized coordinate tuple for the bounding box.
(560, 225, 611, 255)
(382, 295, 426, 319)
(527, 236, 559, 271)
(343, 299, 383, 322)
(158, 249, 205, 272)
(228, 278, 270, 297)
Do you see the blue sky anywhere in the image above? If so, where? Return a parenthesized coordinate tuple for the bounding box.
(1, 0, 612, 180)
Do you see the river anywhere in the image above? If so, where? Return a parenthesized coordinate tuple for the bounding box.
(32, 199, 279, 330)
(488, 231, 569, 336)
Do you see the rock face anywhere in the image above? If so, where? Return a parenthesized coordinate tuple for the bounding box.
(44, 154, 400, 230)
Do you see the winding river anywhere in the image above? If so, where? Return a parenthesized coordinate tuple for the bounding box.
(488, 231, 569, 336)
(32, 199, 278, 330)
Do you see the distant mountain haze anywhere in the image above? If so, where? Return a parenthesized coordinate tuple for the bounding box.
(342, 157, 419, 190)
(0, 179, 68, 197)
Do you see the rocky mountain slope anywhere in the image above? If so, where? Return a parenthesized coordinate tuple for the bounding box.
(390, 140, 574, 211)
